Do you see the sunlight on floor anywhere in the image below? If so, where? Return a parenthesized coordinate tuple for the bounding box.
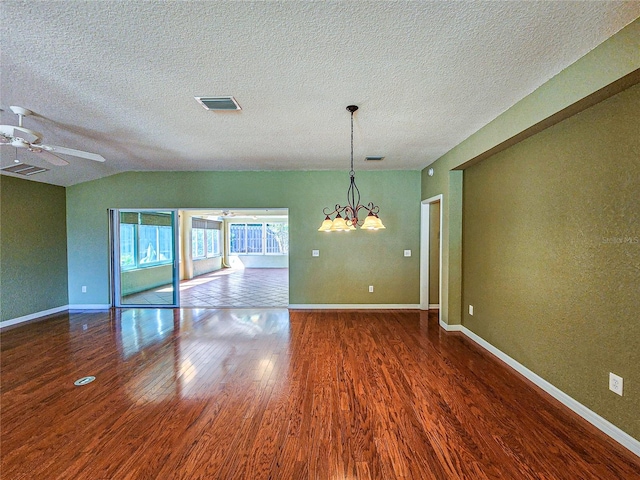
(122, 268, 289, 308)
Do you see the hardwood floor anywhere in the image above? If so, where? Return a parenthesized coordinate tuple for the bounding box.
(1, 308, 639, 479)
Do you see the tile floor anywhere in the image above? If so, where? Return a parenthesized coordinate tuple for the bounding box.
(122, 268, 289, 308)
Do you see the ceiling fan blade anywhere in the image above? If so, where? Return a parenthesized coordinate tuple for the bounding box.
(32, 149, 69, 166)
(0, 125, 42, 144)
(39, 144, 105, 162)
(0, 126, 14, 142)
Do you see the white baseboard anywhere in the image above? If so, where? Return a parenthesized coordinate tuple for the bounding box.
(439, 320, 463, 331)
(438, 321, 640, 457)
(0, 305, 69, 329)
(288, 304, 421, 310)
(68, 304, 111, 310)
(429, 304, 440, 309)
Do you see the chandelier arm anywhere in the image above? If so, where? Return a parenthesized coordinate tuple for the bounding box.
(322, 206, 335, 216)
(347, 175, 362, 213)
(352, 206, 364, 225)
(354, 176, 361, 207)
(322, 204, 348, 216)
(365, 202, 380, 215)
(345, 205, 359, 227)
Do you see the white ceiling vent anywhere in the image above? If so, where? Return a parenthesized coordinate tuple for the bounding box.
(365, 156, 385, 162)
(195, 96, 242, 111)
(1, 163, 49, 176)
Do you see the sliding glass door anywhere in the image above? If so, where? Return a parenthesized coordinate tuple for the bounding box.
(110, 209, 179, 307)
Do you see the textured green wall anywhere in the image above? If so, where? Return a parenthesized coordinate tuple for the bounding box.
(0, 176, 68, 322)
(66, 171, 421, 306)
(463, 84, 640, 441)
(421, 18, 640, 326)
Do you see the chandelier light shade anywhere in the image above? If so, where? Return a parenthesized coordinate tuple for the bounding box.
(361, 213, 385, 230)
(318, 105, 385, 232)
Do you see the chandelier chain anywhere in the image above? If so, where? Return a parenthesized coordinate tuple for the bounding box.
(350, 109, 355, 175)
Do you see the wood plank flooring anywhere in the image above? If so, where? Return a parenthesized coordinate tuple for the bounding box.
(1, 308, 639, 479)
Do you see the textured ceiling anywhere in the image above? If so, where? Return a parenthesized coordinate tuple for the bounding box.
(1, 1, 639, 186)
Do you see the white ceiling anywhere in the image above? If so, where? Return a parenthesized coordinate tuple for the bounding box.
(1, 1, 638, 187)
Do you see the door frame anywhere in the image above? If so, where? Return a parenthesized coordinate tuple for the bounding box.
(420, 195, 443, 315)
(109, 208, 180, 307)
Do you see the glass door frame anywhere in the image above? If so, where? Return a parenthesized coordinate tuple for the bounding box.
(109, 208, 180, 307)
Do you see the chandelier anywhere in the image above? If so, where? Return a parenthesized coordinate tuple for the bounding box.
(318, 105, 385, 232)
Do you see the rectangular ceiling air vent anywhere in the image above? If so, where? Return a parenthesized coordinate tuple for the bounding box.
(1, 163, 49, 176)
(365, 156, 385, 162)
(195, 96, 242, 111)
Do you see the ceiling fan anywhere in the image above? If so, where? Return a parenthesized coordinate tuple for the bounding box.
(0, 106, 105, 166)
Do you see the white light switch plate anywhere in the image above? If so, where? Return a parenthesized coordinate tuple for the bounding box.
(312, 250, 319, 257)
(404, 250, 411, 257)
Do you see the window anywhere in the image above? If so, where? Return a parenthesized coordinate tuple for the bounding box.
(191, 218, 221, 259)
(120, 223, 136, 268)
(246, 223, 262, 253)
(229, 222, 288, 255)
(206, 229, 220, 257)
(120, 212, 173, 270)
(266, 223, 289, 254)
(230, 224, 245, 254)
(192, 228, 205, 259)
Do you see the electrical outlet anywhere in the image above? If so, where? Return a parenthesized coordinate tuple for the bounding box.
(469, 305, 474, 315)
(609, 372, 623, 396)
(312, 250, 319, 257)
(369, 285, 374, 293)
(82, 286, 87, 293)
(404, 250, 411, 257)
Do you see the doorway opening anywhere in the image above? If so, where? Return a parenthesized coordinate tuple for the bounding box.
(110, 208, 289, 308)
(420, 196, 443, 317)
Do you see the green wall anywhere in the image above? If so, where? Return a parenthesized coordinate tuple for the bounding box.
(0, 176, 69, 322)
(462, 84, 640, 441)
(421, 18, 640, 326)
(419, 19, 640, 444)
(66, 171, 421, 306)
